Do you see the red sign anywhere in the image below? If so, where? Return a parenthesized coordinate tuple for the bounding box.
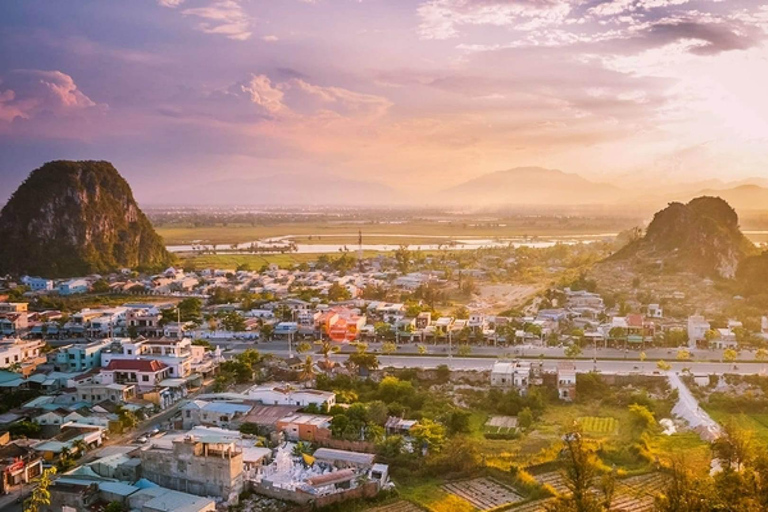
(5, 460, 24, 473)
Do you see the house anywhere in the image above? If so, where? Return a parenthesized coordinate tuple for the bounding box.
(98, 360, 172, 392)
(275, 413, 332, 442)
(0, 339, 45, 371)
(647, 304, 663, 318)
(22, 276, 54, 292)
(247, 383, 335, 409)
(51, 340, 111, 372)
(687, 315, 710, 348)
(384, 416, 417, 436)
(557, 362, 576, 402)
(181, 400, 253, 430)
(77, 383, 136, 404)
(490, 360, 532, 393)
(0, 435, 43, 495)
(58, 279, 89, 296)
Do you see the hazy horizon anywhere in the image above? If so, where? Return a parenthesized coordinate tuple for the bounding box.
(1, 1, 768, 205)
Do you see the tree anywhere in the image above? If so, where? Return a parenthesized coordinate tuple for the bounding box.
(222, 311, 246, 332)
(564, 344, 582, 359)
(654, 459, 712, 512)
(72, 439, 88, 458)
(296, 341, 312, 354)
(92, 279, 110, 293)
(457, 344, 472, 356)
(639, 351, 646, 361)
(546, 432, 612, 512)
(24, 467, 57, 512)
(418, 344, 428, 355)
(317, 340, 340, 363)
(299, 356, 316, 382)
(381, 342, 397, 355)
(347, 352, 379, 376)
(657, 360, 671, 371)
(410, 418, 446, 454)
(628, 404, 656, 437)
(328, 282, 351, 302)
(367, 400, 389, 426)
(105, 502, 126, 512)
(260, 323, 274, 340)
(757, 348, 768, 362)
(394, 245, 411, 273)
(676, 348, 691, 361)
(518, 407, 534, 430)
(723, 348, 738, 363)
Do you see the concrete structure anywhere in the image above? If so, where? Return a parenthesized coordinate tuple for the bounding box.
(247, 383, 335, 408)
(21, 276, 54, 291)
(181, 400, 253, 430)
(275, 413, 332, 442)
(98, 359, 171, 392)
(490, 360, 532, 392)
(557, 362, 577, 402)
(687, 315, 710, 348)
(51, 339, 110, 372)
(140, 434, 244, 503)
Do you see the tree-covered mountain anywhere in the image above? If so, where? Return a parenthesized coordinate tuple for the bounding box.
(0, 160, 174, 277)
(608, 196, 757, 279)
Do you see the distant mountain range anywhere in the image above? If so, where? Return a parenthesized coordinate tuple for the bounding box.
(437, 167, 622, 206)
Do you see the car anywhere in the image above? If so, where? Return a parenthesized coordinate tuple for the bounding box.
(136, 436, 148, 444)
(148, 428, 160, 436)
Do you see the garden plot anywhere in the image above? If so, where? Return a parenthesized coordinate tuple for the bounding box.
(610, 473, 667, 512)
(442, 477, 524, 510)
(485, 415, 518, 435)
(367, 500, 424, 512)
(577, 416, 618, 435)
(533, 471, 570, 495)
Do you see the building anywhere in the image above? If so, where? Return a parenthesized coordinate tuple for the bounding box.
(59, 279, 89, 296)
(557, 362, 577, 402)
(687, 315, 710, 348)
(0, 435, 43, 495)
(490, 360, 532, 392)
(275, 413, 332, 442)
(77, 383, 136, 404)
(98, 359, 172, 392)
(248, 383, 335, 409)
(21, 276, 54, 292)
(51, 340, 110, 372)
(181, 400, 253, 430)
(140, 435, 244, 503)
(0, 339, 44, 371)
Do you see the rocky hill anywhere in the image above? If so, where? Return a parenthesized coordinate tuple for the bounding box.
(608, 196, 757, 279)
(0, 160, 174, 277)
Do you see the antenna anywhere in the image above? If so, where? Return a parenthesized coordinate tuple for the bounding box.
(357, 229, 363, 271)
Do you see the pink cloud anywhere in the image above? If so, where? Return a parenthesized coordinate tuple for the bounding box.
(0, 70, 102, 123)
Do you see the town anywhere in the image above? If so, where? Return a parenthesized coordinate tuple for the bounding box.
(1, 239, 767, 512)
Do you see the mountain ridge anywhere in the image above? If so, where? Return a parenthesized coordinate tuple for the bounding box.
(0, 160, 174, 277)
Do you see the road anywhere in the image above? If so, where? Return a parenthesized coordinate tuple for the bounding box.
(213, 338, 768, 363)
(668, 372, 721, 440)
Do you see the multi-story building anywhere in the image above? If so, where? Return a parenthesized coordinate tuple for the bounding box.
(140, 435, 244, 503)
(490, 360, 531, 392)
(248, 383, 335, 409)
(0, 338, 45, 371)
(181, 400, 253, 430)
(98, 360, 171, 392)
(50, 340, 111, 372)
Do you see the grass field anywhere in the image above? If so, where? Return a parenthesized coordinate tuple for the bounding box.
(155, 220, 628, 246)
(706, 408, 768, 444)
(577, 417, 619, 435)
(178, 250, 394, 270)
(397, 479, 475, 512)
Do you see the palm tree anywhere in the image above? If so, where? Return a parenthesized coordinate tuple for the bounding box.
(299, 356, 316, 382)
(72, 439, 88, 458)
(317, 340, 339, 364)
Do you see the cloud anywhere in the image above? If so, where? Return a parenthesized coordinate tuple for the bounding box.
(240, 75, 286, 114)
(233, 74, 392, 121)
(418, 0, 575, 39)
(0, 70, 103, 123)
(160, 0, 252, 41)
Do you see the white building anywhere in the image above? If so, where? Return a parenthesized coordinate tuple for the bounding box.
(490, 360, 531, 392)
(687, 315, 710, 348)
(247, 383, 335, 408)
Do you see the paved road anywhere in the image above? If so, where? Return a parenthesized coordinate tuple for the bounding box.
(213, 338, 766, 363)
(668, 372, 721, 440)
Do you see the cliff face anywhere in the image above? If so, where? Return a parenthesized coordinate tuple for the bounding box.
(609, 196, 756, 279)
(0, 160, 174, 277)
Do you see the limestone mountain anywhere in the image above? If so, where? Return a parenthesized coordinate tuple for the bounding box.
(0, 160, 174, 277)
(608, 196, 757, 279)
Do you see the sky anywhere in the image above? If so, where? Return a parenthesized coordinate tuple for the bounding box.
(1, 0, 768, 204)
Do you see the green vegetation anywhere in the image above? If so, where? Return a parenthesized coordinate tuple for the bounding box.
(0, 160, 174, 276)
(577, 416, 618, 435)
